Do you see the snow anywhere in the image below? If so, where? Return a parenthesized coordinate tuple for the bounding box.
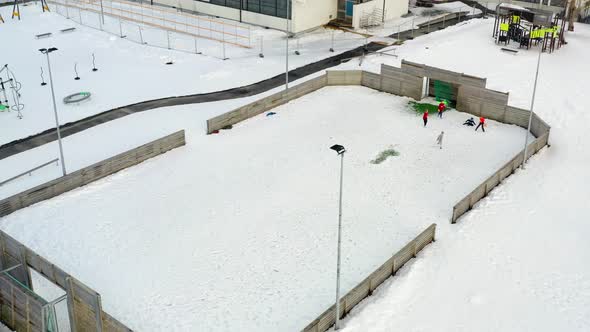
(0, 3, 368, 145)
(0, 85, 530, 331)
(0, 4, 588, 331)
(328, 19, 590, 332)
(367, 1, 482, 38)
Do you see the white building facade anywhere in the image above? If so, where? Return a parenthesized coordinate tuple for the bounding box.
(153, 0, 409, 33)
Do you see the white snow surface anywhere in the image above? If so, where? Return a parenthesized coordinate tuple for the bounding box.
(0, 11, 588, 332)
(331, 19, 590, 332)
(0, 85, 530, 331)
(0, 4, 368, 144)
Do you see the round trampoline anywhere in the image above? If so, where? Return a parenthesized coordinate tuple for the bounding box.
(63, 92, 91, 104)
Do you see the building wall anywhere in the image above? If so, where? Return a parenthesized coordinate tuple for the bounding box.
(292, 0, 338, 33)
(153, 0, 337, 33)
(352, 0, 409, 29)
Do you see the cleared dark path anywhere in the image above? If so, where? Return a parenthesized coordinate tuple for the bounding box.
(0, 10, 487, 161)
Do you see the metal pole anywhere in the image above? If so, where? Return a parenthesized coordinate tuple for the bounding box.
(381, 0, 386, 22)
(45, 53, 67, 176)
(412, 17, 415, 38)
(139, 26, 144, 44)
(427, 17, 431, 33)
(222, 31, 227, 59)
(397, 23, 401, 40)
(330, 29, 335, 52)
(119, 18, 124, 38)
(100, 0, 104, 24)
(443, 13, 446, 28)
(522, 43, 543, 170)
(285, 0, 290, 91)
(334, 152, 344, 330)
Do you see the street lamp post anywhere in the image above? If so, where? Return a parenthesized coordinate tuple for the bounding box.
(39, 48, 67, 176)
(99, 0, 105, 24)
(522, 42, 543, 170)
(285, 0, 290, 91)
(330, 144, 346, 330)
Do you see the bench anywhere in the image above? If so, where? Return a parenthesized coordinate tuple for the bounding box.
(60, 27, 76, 33)
(35, 33, 52, 39)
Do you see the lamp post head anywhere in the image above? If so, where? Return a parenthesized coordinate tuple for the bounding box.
(330, 144, 346, 155)
(39, 47, 58, 54)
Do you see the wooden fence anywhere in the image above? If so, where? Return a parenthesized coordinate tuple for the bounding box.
(0, 130, 185, 218)
(451, 112, 550, 223)
(0, 131, 186, 331)
(0, 272, 46, 332)
(302, 224, 436, 332)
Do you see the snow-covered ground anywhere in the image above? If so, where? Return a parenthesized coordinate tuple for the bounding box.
(1, 5, 588, 331)
(329, 19, 590, 332)
(0, 85, 530, 331)
(367, 1, 482, 37)
(0, 3, 370, 144)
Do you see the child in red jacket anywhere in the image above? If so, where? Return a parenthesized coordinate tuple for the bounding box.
(438, 102, 446, 118)
(423, 110, 429, 127)
(475, 117, 485, 132)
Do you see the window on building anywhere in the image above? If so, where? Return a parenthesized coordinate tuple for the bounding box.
(198, 0, 291, 19)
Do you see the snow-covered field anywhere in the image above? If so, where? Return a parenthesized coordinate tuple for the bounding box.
(330, 19, 590, 332)
(0, 85, 530, 331)
(1, 3, 589, 331)
(0, 3, 369, 144)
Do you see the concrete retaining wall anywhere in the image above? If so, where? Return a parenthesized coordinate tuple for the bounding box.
(0, 130, 186, 218)
(206, 75, 328, 134)
(400, 60, 487, 88)
(456, 85, 510, 121)
(302, 224, 436, 332)
(451, 112, 550, 223)
(0, 131, 186, 331)
(380, 64, 424, 101)
(0, 229, 133, 331)
(0, 272, 45, 332)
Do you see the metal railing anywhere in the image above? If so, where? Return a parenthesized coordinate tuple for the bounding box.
(0, 158, 59, 187)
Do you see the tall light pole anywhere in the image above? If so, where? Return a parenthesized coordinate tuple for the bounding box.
(285, 0, 290, 91)
(40, 48, 67, 176)
(522, 41, 543, 170)
(330, 144, 346, 330)
(100, 0, 105, 24)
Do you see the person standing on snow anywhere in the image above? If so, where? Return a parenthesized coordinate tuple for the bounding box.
(438, 101, 446, 118)
(423, 110, 429, 127)
(436, 131, 444, 149)
(475, 117, 486, 132)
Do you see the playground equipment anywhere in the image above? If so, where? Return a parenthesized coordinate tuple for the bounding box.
(63, 92, 91, 104)
(92, 53, 98, 72)
(11, 0, 22, 20)
(493, 3, 566, 53)
(40, 67, 47, 86)
(74, 63, 80, 80)
(0, 65, 24, 119)
(41, 0, 51, 12)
